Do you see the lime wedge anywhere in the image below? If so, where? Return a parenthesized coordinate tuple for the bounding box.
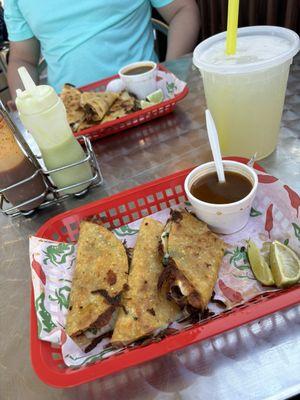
(146, 89, 164, 104)
(247, 240, 275, 286)
(270, 240, 300, 288)
(140, 100, 156, 109)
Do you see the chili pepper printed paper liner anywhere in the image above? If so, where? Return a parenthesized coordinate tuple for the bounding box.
(29, 171, 300, 367)
(155, 69, 186, 99)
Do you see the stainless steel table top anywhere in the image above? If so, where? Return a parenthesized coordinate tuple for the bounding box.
(0, 53, 299, 400)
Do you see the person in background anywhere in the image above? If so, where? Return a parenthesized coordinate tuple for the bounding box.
(4, 0, 200, 100)
(0, 4, 8, 43)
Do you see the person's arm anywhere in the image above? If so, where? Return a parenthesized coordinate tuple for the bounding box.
(7, 37, 40, 102)
(155, 0, 200, 60)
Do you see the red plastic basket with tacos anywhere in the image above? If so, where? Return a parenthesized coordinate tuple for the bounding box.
(67, 65, 189, 142)
(30, 157, 300, 387)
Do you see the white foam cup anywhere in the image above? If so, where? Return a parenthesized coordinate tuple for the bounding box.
(118, 61, 157, 100)
(184, 160, 258, 234)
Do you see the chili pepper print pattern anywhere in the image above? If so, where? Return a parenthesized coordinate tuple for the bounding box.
(257, 174, 278, 184)
(114, 225, 139, 237)
(218, 279, 243, 303)
(32, 254, 46, 285)
(35, 292, 56, 335)
(284, 185, 300, 218)
(224, 246, 256, 281)
(292, 223, 300, 241)
(60, 330, 67, 346)
(250, 207, 262, 217)
(49, 286, 71, 310)
(166, 82, 176, 96)
(65, 350, 113, 366)
(225, 246, 250, 271)
(43, 243, 75, 266)
(265, 204, 274, 239)
(30, 238, 77, 349)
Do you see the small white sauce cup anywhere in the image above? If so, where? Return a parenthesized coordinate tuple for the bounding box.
(118, 61, 157, 99)
(184, 160, 258, 234)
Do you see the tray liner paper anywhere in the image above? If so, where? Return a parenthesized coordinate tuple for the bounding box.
(155, 68, 186, 98)
(29, 171, 300, 366)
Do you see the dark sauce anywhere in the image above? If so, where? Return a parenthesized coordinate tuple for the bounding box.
(190, 171, 252, 204)
(123, 65, 153, 75)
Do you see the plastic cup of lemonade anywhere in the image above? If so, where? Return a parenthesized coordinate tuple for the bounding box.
(193, 26, 300, 160)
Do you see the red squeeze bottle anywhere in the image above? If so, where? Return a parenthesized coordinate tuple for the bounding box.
(0, 115, 46, 211)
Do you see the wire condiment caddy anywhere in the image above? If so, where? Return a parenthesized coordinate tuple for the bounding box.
(0, 103, 103, 217)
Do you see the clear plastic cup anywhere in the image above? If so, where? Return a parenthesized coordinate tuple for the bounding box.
(193, 26, 300, 160)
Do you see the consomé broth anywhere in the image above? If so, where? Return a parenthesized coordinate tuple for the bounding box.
(123, 65, 153, 75)
(190, 171, 252, 204)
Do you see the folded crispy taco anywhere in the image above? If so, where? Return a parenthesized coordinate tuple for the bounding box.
(101, 91, 137, 123)
(158, 210, 225, 311)
(60, 84, 85, 129)
(66, 221, 129, 350)
(77, 119, 95, 132)
(111, 217, 180, 346)
(80, 91, 119, 122)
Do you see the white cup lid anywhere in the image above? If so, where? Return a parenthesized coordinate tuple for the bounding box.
(193, 26, 300, 74)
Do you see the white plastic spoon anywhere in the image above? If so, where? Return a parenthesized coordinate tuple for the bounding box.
(205, 109, 226, 183)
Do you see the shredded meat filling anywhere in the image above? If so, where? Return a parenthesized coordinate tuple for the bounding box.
(158, 239, 164, 258)
(84, 331, 112, 353)
(91, 289, 122, 306)
(90, 306, 115, 330)
(71, 306, 115, 338)
(106, 269, 117, 285)
(146, 308, 156, 316)
(157, 257, 203, 309)
(170, 209, 183, 223)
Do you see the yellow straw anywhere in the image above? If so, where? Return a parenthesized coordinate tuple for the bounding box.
(226, 0, 240, 55)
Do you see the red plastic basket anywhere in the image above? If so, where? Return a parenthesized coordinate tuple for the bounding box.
(31, 158, 300, 387)
(72, 65, 189, 142)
